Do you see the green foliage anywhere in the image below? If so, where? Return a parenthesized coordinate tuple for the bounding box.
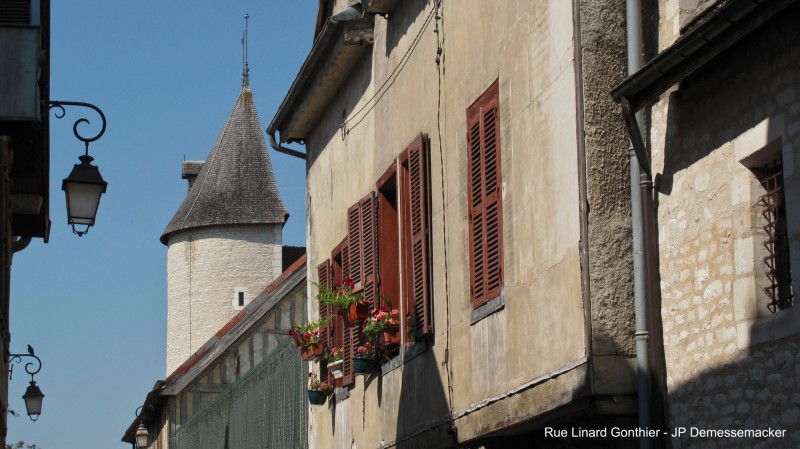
(6, 441, 39, 449)
(313, 279, 363, 309)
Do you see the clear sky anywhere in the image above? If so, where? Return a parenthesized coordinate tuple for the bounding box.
(8, 1, 316, 447)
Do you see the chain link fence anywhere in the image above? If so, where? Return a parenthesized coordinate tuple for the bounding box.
(170, 340, 307, 449)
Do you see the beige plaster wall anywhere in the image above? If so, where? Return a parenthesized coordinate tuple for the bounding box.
(304, 1, 633, 447)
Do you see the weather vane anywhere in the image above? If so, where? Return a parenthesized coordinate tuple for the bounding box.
(242, 13, 250, 86)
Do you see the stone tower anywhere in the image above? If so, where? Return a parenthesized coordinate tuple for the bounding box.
(161, 78, 287, 374)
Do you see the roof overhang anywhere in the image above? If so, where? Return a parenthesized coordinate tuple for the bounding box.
(611, 0, 797, 113)
(363, 0, 402, 15)
(121, 380, 166, 444)
(267, 16, 374, 143)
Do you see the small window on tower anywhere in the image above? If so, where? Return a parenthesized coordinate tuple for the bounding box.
(233, 288, 248, 310)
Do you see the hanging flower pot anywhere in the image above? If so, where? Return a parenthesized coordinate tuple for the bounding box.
(300, 341, 325, 361)
(307, 389, 328, 405)
(382, 325, 401, 347)
(341, 301, 371, 326)
(353, 357, 378, 375)
(327, 359, 344, 379)
(307, 372, 333, 405)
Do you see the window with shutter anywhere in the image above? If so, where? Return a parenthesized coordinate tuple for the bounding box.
(342, 194, 379, 385)
(316, 260, 332, 384)
(400, 134, 433, 337)
(332, 239, 347, 387)
(467, 80, 504, 308)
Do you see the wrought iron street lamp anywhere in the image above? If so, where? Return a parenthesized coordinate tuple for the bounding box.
(135, 422, 149, 449)
(9, 345, 44, 421)
(49, 101, 108, 236)
(134, 405, 150, 449)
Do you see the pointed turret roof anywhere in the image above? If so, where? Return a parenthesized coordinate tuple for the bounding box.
(161, 84, 288, 245)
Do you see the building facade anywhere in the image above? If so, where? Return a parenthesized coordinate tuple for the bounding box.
(613, 0, 800, 447)
(0, 1, 51, 445)
(270, 1, 641, 447)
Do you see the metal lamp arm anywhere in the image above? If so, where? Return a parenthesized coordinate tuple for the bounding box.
(49, 100, 107, 154)
(8, 352, 42, 382)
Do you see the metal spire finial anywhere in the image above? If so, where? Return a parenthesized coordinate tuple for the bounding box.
(242, 13, 250, 88)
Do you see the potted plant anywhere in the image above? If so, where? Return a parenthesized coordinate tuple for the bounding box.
(289, 317, 328, 361)
(406, 313, 423, 343)
(363, 306, 401, 348)
(315, 278, 371, 326)
(353, 342, 378, 375)
(326, 347, 344, 379)
(307, 372, 333, 405)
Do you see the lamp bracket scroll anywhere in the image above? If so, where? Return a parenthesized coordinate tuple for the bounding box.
(9, 347, 42, 382)
(48, 100, 107, 154)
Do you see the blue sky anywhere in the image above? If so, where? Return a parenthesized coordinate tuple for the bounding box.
(8, 2, 316, 447)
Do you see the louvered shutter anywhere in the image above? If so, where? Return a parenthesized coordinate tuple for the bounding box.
(360, 193, 380, 308)
(343, 195, 377, 386)
(467, 81, 504, 307)
(407, 134, 432, 335)
(343, 205, 360, 386)
(317, 260, 332, 384)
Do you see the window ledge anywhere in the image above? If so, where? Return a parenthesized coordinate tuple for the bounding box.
(739, 305, 800, 349)
(380, 340, 429, 376)
(471, 294, 505, 325)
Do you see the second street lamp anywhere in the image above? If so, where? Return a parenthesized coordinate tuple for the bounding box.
(49, 100, 108, 236)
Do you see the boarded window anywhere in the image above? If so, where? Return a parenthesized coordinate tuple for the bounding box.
(467, 80, 504, 308)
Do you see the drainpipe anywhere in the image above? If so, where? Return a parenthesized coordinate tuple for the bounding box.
(625, 0, 652, 447)
(267, 131, 307, 160)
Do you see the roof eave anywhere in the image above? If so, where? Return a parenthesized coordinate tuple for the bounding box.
(364, 0, 402, 14)
(121, 380, 166, 443)
(267, 16, 374, 143)
(161, 261, 307, 395)
(611, 0, 797, 112)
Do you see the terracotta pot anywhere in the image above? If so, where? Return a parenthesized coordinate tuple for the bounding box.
(382, 326, 401, 347)
(341, 301, 371, 326)
(300, 341, 324, 361)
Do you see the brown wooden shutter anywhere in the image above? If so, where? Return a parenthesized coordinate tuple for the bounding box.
(343, 204, 360, 386)
(343, 195, 377, 386)
(407, 134, 432, 335)
(361, 193, 380, 308)
(316, 260, 332, 384)
(331, 240, 347, 387)
(467, 80, 504, 307)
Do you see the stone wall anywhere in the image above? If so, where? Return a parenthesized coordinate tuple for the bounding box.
(165, 224, 283, 374)
(651, 6, 800, 448)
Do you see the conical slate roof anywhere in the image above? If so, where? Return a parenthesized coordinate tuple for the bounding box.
(161, 84, 288, 245)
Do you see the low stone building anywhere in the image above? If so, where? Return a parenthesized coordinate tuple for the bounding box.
(122, 256, 309, 449)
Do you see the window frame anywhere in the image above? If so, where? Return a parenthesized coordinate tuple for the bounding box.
(467, 79, 505, 309)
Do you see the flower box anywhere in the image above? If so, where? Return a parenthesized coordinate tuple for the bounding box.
(327, 359, 344, 379)
(307, 389, 327, 405)
(341, 301, 371, 326)
(353, 357, 378, 375)
(300, 341, 324, 361)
